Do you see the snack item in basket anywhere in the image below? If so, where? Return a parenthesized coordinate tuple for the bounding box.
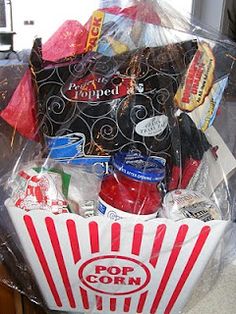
(86, 9, 197, 56)
(12, 168, 69, 214)
(98, 152, 165, 220)
(162, 189, 221, 222)
(175, 42, 215, 112)
(30, 38, 198, 166)
(61, 164, 102, 217)
(188, 76, 229, 132)
(86, 9, 158, 55)
(186, 43, 235, 131)
(168, 113, 212, 191)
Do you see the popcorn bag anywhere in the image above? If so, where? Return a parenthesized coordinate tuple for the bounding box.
(1, 0, 236, 313)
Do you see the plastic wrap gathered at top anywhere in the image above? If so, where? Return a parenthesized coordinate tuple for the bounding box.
(0, 0, 236, 313)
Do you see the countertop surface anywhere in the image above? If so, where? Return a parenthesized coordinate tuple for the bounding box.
(184, 263, 236, 314)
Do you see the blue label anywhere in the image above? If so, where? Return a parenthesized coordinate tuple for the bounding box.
(45, 133, 85, 158)
(48, 139, 84, 159)
(113, 152, 165, 183)
(44, 133, 112, 175)
(98, 201, 107, 215)
(46, 136, 74, 149)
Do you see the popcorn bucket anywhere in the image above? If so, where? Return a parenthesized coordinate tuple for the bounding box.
(5, 199, 229, 314)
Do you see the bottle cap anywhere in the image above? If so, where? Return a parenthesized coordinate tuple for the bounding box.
(113, 152, 165, 183)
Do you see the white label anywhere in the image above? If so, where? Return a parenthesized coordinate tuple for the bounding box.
(98, 198, 157, 221)
(163, 189, 221, 221)
(135, 115, 168, 137)
(164, 189, 206, 210)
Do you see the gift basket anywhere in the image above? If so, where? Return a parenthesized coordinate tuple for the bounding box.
(0, 0, 236, 313)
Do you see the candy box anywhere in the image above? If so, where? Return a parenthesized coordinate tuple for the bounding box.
(5, 199, 230, 313)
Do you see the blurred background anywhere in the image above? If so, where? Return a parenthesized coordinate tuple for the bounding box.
(0, 0, 234, 52)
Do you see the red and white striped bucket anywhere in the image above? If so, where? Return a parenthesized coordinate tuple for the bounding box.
(5, 199, 229, 314)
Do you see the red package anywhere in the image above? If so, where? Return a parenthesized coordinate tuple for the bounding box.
(0, 71, 38, 140)
(43, 20, 88, 61)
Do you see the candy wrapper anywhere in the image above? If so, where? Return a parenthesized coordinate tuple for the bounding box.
(3, 160, 102, 218)
(12, 168, 69, 214)
(0, 1, 236, 313)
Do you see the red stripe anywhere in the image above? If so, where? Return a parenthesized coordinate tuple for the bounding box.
(124, 297, 131, 312)
(79, 287, 89, 310)
(45, 217, 76, 308)
(66, 220, 81, 264)
(137, 291, 148, 313)
(19, 170, 31, 180)
(150, 225, 189, 314)
(31, 175, 41, 183)
(110, 298, 117, 312)
(96, 295, 103, 311)
(164, 226, 211, 314)
(149, 224, 167, 268)
(111, 223, 121, 252)
(23, 216, 62, 307)
(131, 224, 144, 255)
(89, 222, 100, 253)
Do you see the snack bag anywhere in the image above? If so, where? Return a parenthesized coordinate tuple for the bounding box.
(30, 38, 198, 171)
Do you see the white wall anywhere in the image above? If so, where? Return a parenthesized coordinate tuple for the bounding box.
(165, 0, 193, 15)
(11, 0, 194, 51)
(193, 0, 226, 31)
(10, 0, 229, 51)
(201, 0, 225, 30)
(11, 0, 100, 50)
(9, 0, 229, 51)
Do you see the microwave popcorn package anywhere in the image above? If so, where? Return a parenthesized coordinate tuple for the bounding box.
(1, 0, 236, 313)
